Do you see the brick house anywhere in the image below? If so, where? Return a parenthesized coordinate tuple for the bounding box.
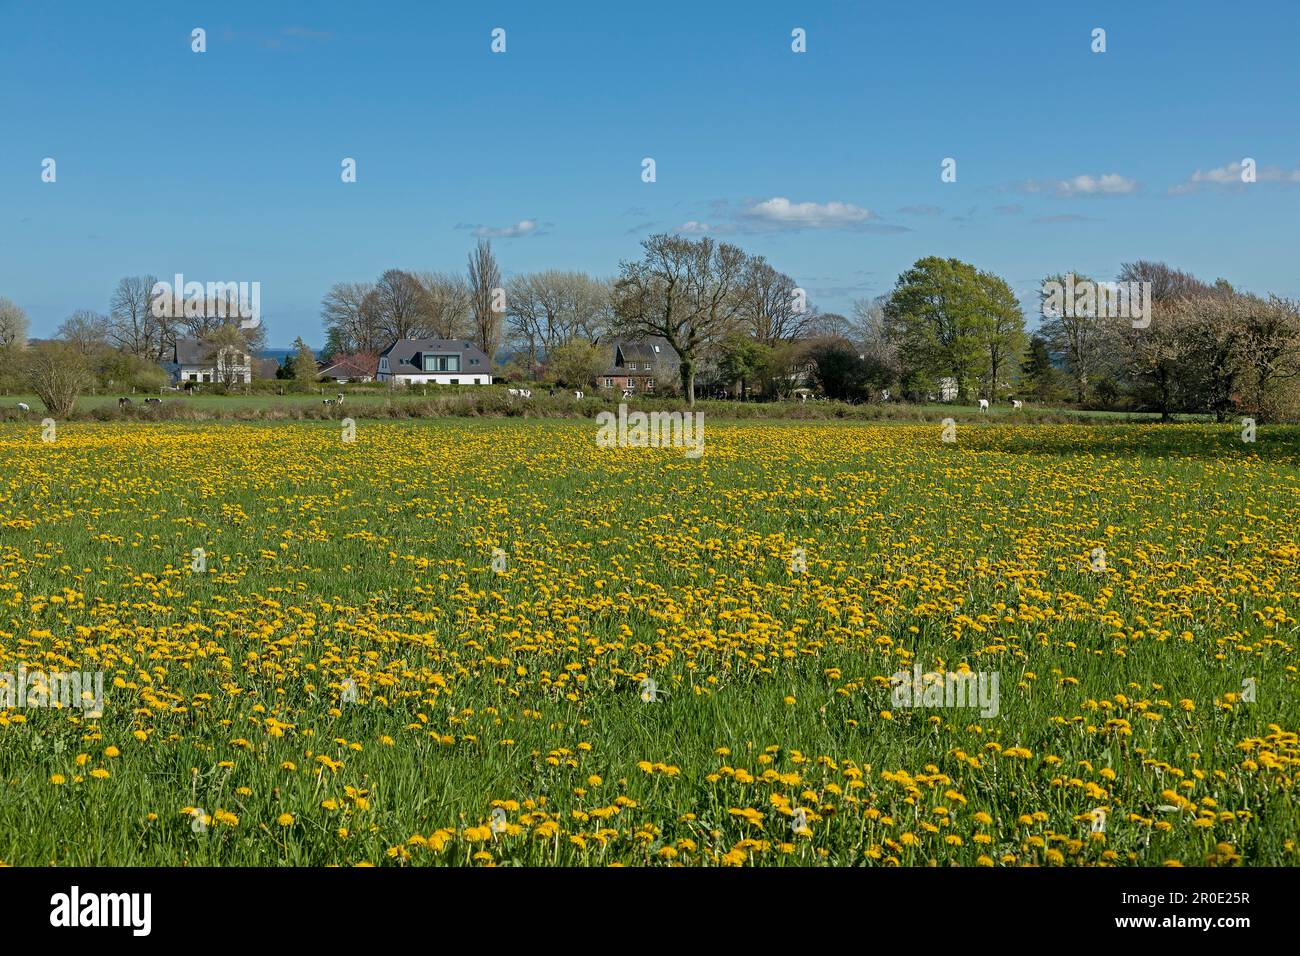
(597, 336, 680, 393)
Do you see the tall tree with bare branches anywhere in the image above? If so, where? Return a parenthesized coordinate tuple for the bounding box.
(467, 240, 503, 360)
(613, 234, 747, 405)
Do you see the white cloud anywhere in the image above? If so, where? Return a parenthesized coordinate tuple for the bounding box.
(1170, 161, 1300, 194)
(470, 219, 538, 239)
(741, 197, 877, 229)
(1058, 173, 1137, 196)
(1018, 173, 1137, 197)
(675, 220, 714, 234)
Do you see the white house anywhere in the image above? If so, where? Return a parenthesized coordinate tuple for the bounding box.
(163, 337, 252, 385)
(377, 338, 492, 385)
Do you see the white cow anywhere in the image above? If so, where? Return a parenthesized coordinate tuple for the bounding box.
(16, 402, 29, 412)
(978, 399, 989, 412)
(1011, 399, 1023, 409)
(507, 388, 532, 399)
(621, 388, 635, 399)
(573, 390, 584, 400)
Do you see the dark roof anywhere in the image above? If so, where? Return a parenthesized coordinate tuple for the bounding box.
(171, 337, 253, 365)
(379, 338, 491, 375)
(173, 338, 209, 365)
(319, 353, 379, 377)
(607, 336, 680, 373)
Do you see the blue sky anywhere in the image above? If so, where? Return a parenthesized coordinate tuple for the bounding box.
(3, 0, 1298, 346)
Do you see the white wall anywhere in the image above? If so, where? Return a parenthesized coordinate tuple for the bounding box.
(391, 373, 488, 385)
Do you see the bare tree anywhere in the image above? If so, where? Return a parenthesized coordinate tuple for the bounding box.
(109, 275, 168, 359)
(23, 341, 91, 417)
(1118, 260, 1210, 303)
(613, 234, 748, 405)
(506, 271, 614, 373)
(0, 297, 28, 349)
(852, 294, 898, 373)
(58, 310, 112, 352)
(364, 269, 434, 344)
(415, 271, 472, 339)
(321, 281, 382, 354)
(1038, 271, 1108, 404)
(467, 240, 503, 360)
(740, 256, 808, 345)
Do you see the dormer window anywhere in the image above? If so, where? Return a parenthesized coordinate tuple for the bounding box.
(424, 354, 459, 372)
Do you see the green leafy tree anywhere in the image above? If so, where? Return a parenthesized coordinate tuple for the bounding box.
(1020, 335, 1061, 403)
(717, 334, 772, 400)
(292, 337, 317, 391)
(973, 270, 1026, 400)
(544, 339, 607, 389)
(884, 257, 987, 401)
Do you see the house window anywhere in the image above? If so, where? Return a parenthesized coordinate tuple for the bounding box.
(203, 374, 211, 383)
(424, 354, 459, 372)
(379, 357, 388, 371)
(604, 378, 614, 387)
(450, 379, 459, 385)
(645, 378, 655, 391)
(470, 358, 479, 365)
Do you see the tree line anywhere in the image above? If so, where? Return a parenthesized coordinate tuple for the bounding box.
(5, 235, 1298, 420)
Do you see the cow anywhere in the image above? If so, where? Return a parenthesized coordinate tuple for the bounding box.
(573, 390, 584, 400)
(118, 397, 132, 408)
(978, 399, 989, 412)
(16, 402, 30, 412)
(1011, 399, 1023, 409)
(144, 398, 162, 405)
(621, 389, 635, 400)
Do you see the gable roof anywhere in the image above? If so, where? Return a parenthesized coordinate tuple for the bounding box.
(379, 338, 491, 375)
(318, 353, 379, 378)
(172, 337, 251, 366)
(598, 336, 681, 379)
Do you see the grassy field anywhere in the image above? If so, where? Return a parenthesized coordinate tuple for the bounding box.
(0, 418, 1296, 866)
(0, 388, 1202, 423)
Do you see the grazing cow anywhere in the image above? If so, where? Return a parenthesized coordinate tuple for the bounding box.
(118, 397, 132, 408)
(1011, 399, 1023, 409)
(573, 390, 584, 400)
(323, 398, 335, 407)
(621, 388, 635, 400)
(336, 393, 344, 404)
(16, 402, 30, 412)
(978, 399, 989, 412)
(144, 397, 162, 405)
